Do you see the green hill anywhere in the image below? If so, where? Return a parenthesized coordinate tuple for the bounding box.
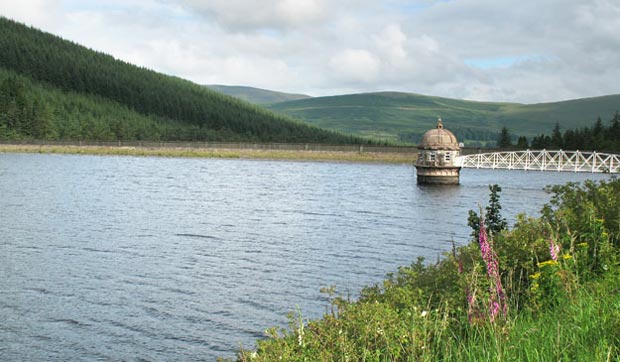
(206, 84, 311, 104)
(266, 91, 620, 145)
(0, 17, 361, 144)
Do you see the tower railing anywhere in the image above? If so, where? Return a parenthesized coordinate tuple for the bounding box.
(455, 150, 620, 173)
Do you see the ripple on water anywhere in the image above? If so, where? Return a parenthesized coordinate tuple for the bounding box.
(0, 154, 612, 361)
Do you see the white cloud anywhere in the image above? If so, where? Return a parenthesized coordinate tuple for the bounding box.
(275, 0, 324, 25)
(0, 0, 62, 29)
(575, 0, 620, 50)
(374, 24, 407, 63)
(178, 0, 328, 31)
(0, 0, 619, 102)
(329, 49, 381, 83)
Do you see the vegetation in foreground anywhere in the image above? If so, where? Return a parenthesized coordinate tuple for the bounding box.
(228, 179, 620, 361)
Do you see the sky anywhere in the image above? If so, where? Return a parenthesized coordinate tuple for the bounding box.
(1, 0, 619, 103)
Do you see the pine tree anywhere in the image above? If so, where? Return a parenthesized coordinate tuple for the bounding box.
(609, 111, 620, 150)
(563, 129, 577, 150)
(591, 117, 605, 150)
(497, 127, 512, 149)
(31, 100, 54, 139)
(551, 122, 563, 149)
(516, 136, 529, 149)
(468, 184, 507, 238)
(593, 116, 604, 136)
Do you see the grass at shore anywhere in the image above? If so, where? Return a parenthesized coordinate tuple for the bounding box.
(0, 144, 417, 164)
(227, 180, 620, 362)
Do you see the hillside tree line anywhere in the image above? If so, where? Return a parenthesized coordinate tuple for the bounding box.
(493, 111, 620, 152)
(0, 17, 368, 144)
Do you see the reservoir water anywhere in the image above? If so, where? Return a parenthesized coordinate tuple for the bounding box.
(0, 153, 611, 361)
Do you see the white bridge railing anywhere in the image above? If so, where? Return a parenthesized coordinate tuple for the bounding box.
(456, 150, 620, 173)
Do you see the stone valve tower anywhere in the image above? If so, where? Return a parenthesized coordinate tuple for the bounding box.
(415, 118, 462, 185)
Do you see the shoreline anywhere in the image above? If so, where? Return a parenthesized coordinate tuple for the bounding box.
(0, 144, 418, 164)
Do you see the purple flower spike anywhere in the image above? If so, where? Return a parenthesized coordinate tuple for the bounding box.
(549, 238, 560, 261)
(477, 218, 507, 323)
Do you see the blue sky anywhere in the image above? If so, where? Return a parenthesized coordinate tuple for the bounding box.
(1, 0, 619, 103)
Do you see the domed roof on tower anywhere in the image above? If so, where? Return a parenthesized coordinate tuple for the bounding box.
(418, 118, 460, 151)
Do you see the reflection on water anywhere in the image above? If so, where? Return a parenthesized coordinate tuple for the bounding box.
(0, 154, 611, 360)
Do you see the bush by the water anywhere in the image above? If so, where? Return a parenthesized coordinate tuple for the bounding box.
(227, 179, 620, 361)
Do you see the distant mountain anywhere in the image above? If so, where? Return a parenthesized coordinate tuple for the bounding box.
(206, 85, 311, 104)
(266, 91, 620, 145)
(0, 17, 361, 144)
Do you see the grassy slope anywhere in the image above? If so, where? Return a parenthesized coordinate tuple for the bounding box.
(206, 85, 311, 104)
(267, 91, 620, 143)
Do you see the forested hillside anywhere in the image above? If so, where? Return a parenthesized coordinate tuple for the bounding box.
(0, 67, 184, 140)
(267, 91, 620, 146)
(0, 17, 361, 143)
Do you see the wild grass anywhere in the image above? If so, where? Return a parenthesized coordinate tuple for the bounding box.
(0, 144, 417, 164)
(450, 273, 620, 361)
(225, 179, 620, 362)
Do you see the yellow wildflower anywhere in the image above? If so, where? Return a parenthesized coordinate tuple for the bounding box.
(538, 260, 559, 267)
(530, 272, 541, 280)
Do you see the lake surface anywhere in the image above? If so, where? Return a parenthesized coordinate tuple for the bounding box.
(0, 153, 612, 361)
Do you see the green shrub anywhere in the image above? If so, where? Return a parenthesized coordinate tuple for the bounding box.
(228, 179, 620, 362)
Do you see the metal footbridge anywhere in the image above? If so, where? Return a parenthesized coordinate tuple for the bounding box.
(456, 150, 620, 174)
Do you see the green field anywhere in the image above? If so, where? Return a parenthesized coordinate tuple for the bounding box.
(205, 85, 311, 104)
(267, 91, 620, 145)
